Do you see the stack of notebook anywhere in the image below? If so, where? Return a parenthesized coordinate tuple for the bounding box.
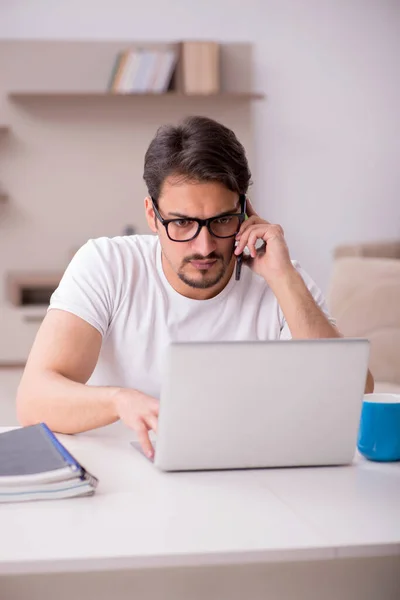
(0, 423, 98, 503)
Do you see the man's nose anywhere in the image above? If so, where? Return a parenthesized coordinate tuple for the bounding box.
(191, 225, 217, 256)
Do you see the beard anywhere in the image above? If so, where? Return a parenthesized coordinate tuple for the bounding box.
(177, 251, 231, 289)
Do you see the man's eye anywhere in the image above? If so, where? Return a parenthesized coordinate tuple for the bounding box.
(175, 219, 194, 228)
(215, 216, 233, 225)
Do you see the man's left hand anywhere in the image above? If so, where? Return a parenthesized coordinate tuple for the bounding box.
(234, 198, 294, 285)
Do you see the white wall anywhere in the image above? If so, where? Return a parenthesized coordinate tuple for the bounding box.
(0, 0, 399, 292)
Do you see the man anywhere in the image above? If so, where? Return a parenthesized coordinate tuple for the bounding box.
(17, 116, 374, 457)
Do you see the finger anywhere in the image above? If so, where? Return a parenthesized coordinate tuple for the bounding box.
(234, 235, 248, 255)
(244, 197, 257, 217)
(237, 216, 270, 241)
(148, 398, 160, 416)
(241, 223, 284, 249)
(237, 215, 263, 236)
(145, 413, 158, 434)
(247, 228, 268, 258)
(235, 230, 252, 255)
(247, 230, 262, 258)
(235, 224, 256, 254)
(241, 240, 266, 268)
(136, 421, 155, 459)
(235, 224, 268, 255)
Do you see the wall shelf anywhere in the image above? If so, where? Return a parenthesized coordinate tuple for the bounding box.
(9, 91, 265, 101)
(6, 271, 63, 307)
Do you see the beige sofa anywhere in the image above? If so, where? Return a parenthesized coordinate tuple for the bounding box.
(327, 240, 400, 393)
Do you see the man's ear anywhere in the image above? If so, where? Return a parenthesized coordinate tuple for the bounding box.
(144, 196, 158, 234)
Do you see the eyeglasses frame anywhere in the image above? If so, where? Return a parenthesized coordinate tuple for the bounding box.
(151, 194, 247, 242)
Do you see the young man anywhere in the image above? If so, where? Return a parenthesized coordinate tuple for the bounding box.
(17, 116, 374, 457)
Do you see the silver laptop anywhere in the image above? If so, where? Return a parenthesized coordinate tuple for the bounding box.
(133, 339, 370, 471)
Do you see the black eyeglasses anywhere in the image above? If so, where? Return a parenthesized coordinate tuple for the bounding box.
(151, 195, 246, 243)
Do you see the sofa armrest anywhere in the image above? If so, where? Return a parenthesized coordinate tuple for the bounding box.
(334, 240, 400, 260)
(326, 257, 400, 386)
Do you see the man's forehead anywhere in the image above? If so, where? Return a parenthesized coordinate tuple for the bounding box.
(157, 179, 240, 216)
(163, 199, 240, 218)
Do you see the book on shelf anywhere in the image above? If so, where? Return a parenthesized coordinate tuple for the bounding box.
(108, 48, 179, 94)
(0, 423, 98, 503)
(177, 41, 220, 95)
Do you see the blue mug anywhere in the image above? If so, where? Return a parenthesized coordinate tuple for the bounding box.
(357, 393, 400, 462)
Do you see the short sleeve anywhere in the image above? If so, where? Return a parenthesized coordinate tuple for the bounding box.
(48, 238, 115, 337)
(279, 262, 336, 340)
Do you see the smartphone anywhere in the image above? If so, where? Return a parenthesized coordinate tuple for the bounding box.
(235, 251, 244, 281)
(235, 195, 247, 281)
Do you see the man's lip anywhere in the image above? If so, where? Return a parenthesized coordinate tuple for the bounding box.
(190, 260, 217, 267)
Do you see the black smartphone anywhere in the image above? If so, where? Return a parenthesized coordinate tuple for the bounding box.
(235, 251, 243, 281)
(235, 195, 247, 281)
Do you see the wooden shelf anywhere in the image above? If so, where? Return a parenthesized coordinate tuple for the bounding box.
(9, 91, 265, 101)
(0, 361, 27, 369)
(6, 271, 64, 307)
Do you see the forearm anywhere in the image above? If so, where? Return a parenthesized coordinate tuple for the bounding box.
(271, 268, 339, 339)
(269, 268, 374, 394)
(16, 370, 121, 434)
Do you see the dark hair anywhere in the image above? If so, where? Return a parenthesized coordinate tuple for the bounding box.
(143, 116, 252, 199)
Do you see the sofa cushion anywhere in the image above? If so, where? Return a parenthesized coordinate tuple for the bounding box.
(327, 257, 400, 387)
(373, 381, 400, 394)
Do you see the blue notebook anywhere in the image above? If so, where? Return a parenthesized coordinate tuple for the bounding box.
(0, 423, 98, 502)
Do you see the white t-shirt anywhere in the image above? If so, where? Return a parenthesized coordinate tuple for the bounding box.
(49, 234, 334, 399)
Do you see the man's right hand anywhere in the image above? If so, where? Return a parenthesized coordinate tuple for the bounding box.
(114, 389, 159, 458)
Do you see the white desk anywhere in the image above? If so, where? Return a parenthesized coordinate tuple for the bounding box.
(1, 425, 399, 600)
